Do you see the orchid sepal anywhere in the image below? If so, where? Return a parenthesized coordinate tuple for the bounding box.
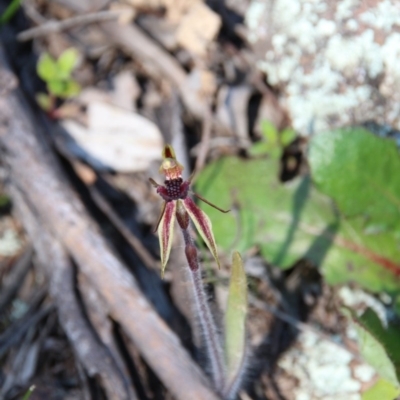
(182, 197, 221, 269)
(158, 201, 177, 278)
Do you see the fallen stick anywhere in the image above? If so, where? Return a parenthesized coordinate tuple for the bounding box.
(17, 10, 121, 42)
(36, 226, 135, 400)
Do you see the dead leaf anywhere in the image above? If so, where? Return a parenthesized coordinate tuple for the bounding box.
(111, 71, 140, 111)
(62, 102, 163, 172)
(176, 2, 221, 56)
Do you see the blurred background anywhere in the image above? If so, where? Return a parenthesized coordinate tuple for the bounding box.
(0, 0, 400, 399)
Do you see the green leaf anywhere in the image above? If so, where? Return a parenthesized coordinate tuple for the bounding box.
(0, 194, 10, 213)
(321, 217, 400, 292)
(249, 120, 280, 157)
(344, 307, 400, 387)
(62, 80, 81, 98)
(195, 156, 400, 292)
(358, 308, 400, 383)
(47, 80, 67, 97)
(394, 295, 400, 317)
(22, 385, 36, 400)
(57, 48, 79, 78)
(225, 251, 247, 381)
(0, 0, 23, 24)
(35, 92, 53, 111)
(309, 128, 400, 232)
(37, 53, 58, 82)
(362, 378, 400, 400)
(281, 127, 296, 146)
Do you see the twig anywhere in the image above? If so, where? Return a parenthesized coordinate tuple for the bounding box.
(78, 271, 135, 394)
(68, 155, 159, 272)
(35, 225, 135, 400)
(195, 106, 213, 173)
(100, 21, 187, 96)
(190, 137, 238, 157)
(0, 246, 33, 315)
(17, 10, 122, 42)
(88, 185, 159, 271)
(0, 290, 51, 358)
(21, 1, 47, 25)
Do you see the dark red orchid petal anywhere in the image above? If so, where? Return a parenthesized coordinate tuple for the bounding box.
(183, 197, 221, 269)
(158, 201, 177, 277)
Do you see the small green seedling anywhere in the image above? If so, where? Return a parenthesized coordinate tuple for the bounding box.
(36, 48, 81, 114)
(249, 120, 296, 158)
(22, 385, 36, 400)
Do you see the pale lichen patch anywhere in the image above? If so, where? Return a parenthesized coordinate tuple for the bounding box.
(278, 330, 370, 400)
(246, 0, 400, 135)
(359, 0, 400, 32)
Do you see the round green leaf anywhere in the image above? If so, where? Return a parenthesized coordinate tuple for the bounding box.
(62, 80, 81, 98)
(37, 53, 58, 82)
(47, 80, 67, 97)
(362, 378, 400, 400)
(57, 48, 79, 77)
(309, 128, 400, 232)
(195, 156, 400, 293)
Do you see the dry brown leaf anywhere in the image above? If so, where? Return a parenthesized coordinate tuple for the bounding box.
(176, 2, 221, 56)
(62, 102, 163, 172)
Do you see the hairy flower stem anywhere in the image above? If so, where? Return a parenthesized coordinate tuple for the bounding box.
(179, 225, 225, 393)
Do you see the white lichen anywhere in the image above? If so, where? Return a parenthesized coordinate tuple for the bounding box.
(360, 0, 400, 32)
(278, 330, 366, 400)
(0, 229, 22, 256)
(316, 19, 336, 36)
(335, 0, 360, 20)
(246, 0, 400, 135)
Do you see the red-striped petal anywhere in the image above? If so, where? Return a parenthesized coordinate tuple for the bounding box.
(183, 197, 221, 269)
(158, 201, 177, 277)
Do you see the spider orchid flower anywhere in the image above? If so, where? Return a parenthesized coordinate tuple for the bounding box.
(150, 145, 229, 277)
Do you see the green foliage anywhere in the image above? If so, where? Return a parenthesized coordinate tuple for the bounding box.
(57, 48, 81, 78)
(37, 53, 58, 82)
(362, 378, 400, 400)
(195, 125, 400, 293)
(344, 307, 400, 397)
(0, 194, 10, 209)
(394, 295, 400, 317)
(309, 128, 400, 233)
(225, 252, 247, 381)
(36, 48, 81, 103)
(35, 92, 53, 112)
(196, 124, 400, 393)
(21, 385, 35, 400)
(249, 120, 296, 158)
(0, 0, 23, 24)
(196, 157, 400, 292)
